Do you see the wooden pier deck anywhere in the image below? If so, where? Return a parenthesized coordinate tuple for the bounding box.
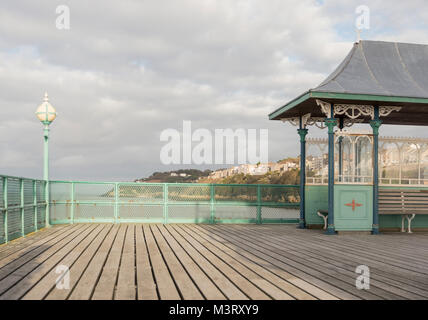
(0, 223, 427, 300)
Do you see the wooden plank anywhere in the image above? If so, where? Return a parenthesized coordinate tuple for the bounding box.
(225, 225, 426, 300)
(163, 224, 247, 300)
(237, 225, 428, 289)
(192, 225, 360, 300)
(187, 225, 320, 300)
(115, 225, 136, 300)
(135, 224, 158, 300)
(179, 225, 296, 300)
(298, 228, 428, 277)
(91, 224, 127, 300)
(0, 225, 86, 285)
(42, 224, 116, 300)
(248, 226, 428, 298)
(0, 224, 98, 299)
(0, 224, 82, 272)
(192, 224, 336, 300)
(269, 225, 428, 288)
(0, 225, 66, 259)
(155, 224, 225, 300)
(150, 224, 203, 300)
(142, 224, 180, 300)
(0, 223, 425, 300)
(170, 225, 270, 300)
(22, 224, 112, 300)
(66, 224, 120, 300)
(250, 225, 428, 276)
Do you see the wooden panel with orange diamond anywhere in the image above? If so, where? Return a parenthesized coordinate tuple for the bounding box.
(334, 185, 373, 231)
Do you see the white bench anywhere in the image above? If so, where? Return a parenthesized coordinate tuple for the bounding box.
(379, 189, 428, 233)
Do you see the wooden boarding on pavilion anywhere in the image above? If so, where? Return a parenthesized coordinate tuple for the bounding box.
(269, 40, 428, 234)
(0, 224, 427, 300)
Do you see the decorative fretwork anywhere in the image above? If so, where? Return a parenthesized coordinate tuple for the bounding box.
(316, 99, 401, 120)
(379, 106, 402, 117)
(281, 113, 327, 129)
(343, 118, 363, 127)
(306, 117, 327, 129)
(316, 99, 332, 118)
(334, 104, 374, 119)
(281, 117, 299, 126)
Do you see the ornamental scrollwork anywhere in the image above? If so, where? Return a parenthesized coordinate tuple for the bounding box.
(315, 99, 332, 117)
(379, 106, 402, 117)
(334, 104, 374, 119)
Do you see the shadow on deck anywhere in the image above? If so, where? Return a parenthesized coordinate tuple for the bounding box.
(0, 224, 427, 300)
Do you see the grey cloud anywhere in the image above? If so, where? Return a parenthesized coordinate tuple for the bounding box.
(0, 0, 427, 181)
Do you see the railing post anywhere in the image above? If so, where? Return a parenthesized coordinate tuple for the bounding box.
(371, 106, 381, 235)
(20, 179, 24, 237)
(257, 185, 262, 224)
(297, 122, 308, 228)
(4, 177, 8, 243)
(70, 182, 75, 224)
(325, 111, 338, 235)
(33, 180, 38, 232)
(210, 184, 215, 224)
(163, 184, 168, 224)
(114, 183, 119, 224)
(45, 180, 50, 228)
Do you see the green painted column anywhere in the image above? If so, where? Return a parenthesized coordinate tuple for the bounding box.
(325, 117, 338, 235)
(338, 118, 344, 182)
(297, 126, 308, 229)
(43, 125, 50, 228)
(370, 107, 381, 235)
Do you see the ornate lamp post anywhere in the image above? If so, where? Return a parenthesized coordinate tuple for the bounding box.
(35, 92, 57, 227)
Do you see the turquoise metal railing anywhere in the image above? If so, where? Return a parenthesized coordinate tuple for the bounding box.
(49, 181, 300, 225)
(0, 174, 47, 244)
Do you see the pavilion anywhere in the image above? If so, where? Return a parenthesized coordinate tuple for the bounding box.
(269, 40, 428, 234)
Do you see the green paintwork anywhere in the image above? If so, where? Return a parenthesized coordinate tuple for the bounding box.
(305, 185, 328, 226)
(48, 180, 300, 225)
(334, 184, 373, 231)
(312, 91, 428, 105)
(43, 126, 50, 227)
(268, 92, 311, 120)
(0, 175, 47, 244)
(268, 90, 428, 120)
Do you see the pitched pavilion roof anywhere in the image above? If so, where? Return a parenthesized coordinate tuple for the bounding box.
(269, 40, 428, 125)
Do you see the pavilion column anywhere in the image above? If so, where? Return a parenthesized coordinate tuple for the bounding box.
(325, 111, 338, 235)
(370, 106, 382, 235)
(297, 118, 308, 229)
(338, 118, 344, 182)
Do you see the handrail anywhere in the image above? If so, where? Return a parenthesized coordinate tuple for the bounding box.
(0, 174, 47, 244)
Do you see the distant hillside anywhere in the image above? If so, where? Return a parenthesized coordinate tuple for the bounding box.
(136, 169, 212, 183)
(199, 169, 300, 185)
(277, 157, 299, 164)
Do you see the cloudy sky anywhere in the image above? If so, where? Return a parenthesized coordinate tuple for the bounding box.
(1, 0, 428, 181)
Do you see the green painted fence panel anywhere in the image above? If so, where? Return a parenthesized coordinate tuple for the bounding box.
(48, 181, 300, 225)
(0, 175, 46, 244)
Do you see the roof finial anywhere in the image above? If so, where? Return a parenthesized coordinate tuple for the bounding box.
(44, 92, 49, 102)
(356, 28, 361, 42)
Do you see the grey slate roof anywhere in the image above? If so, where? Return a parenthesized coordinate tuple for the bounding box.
(314, 40, 428, 98)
